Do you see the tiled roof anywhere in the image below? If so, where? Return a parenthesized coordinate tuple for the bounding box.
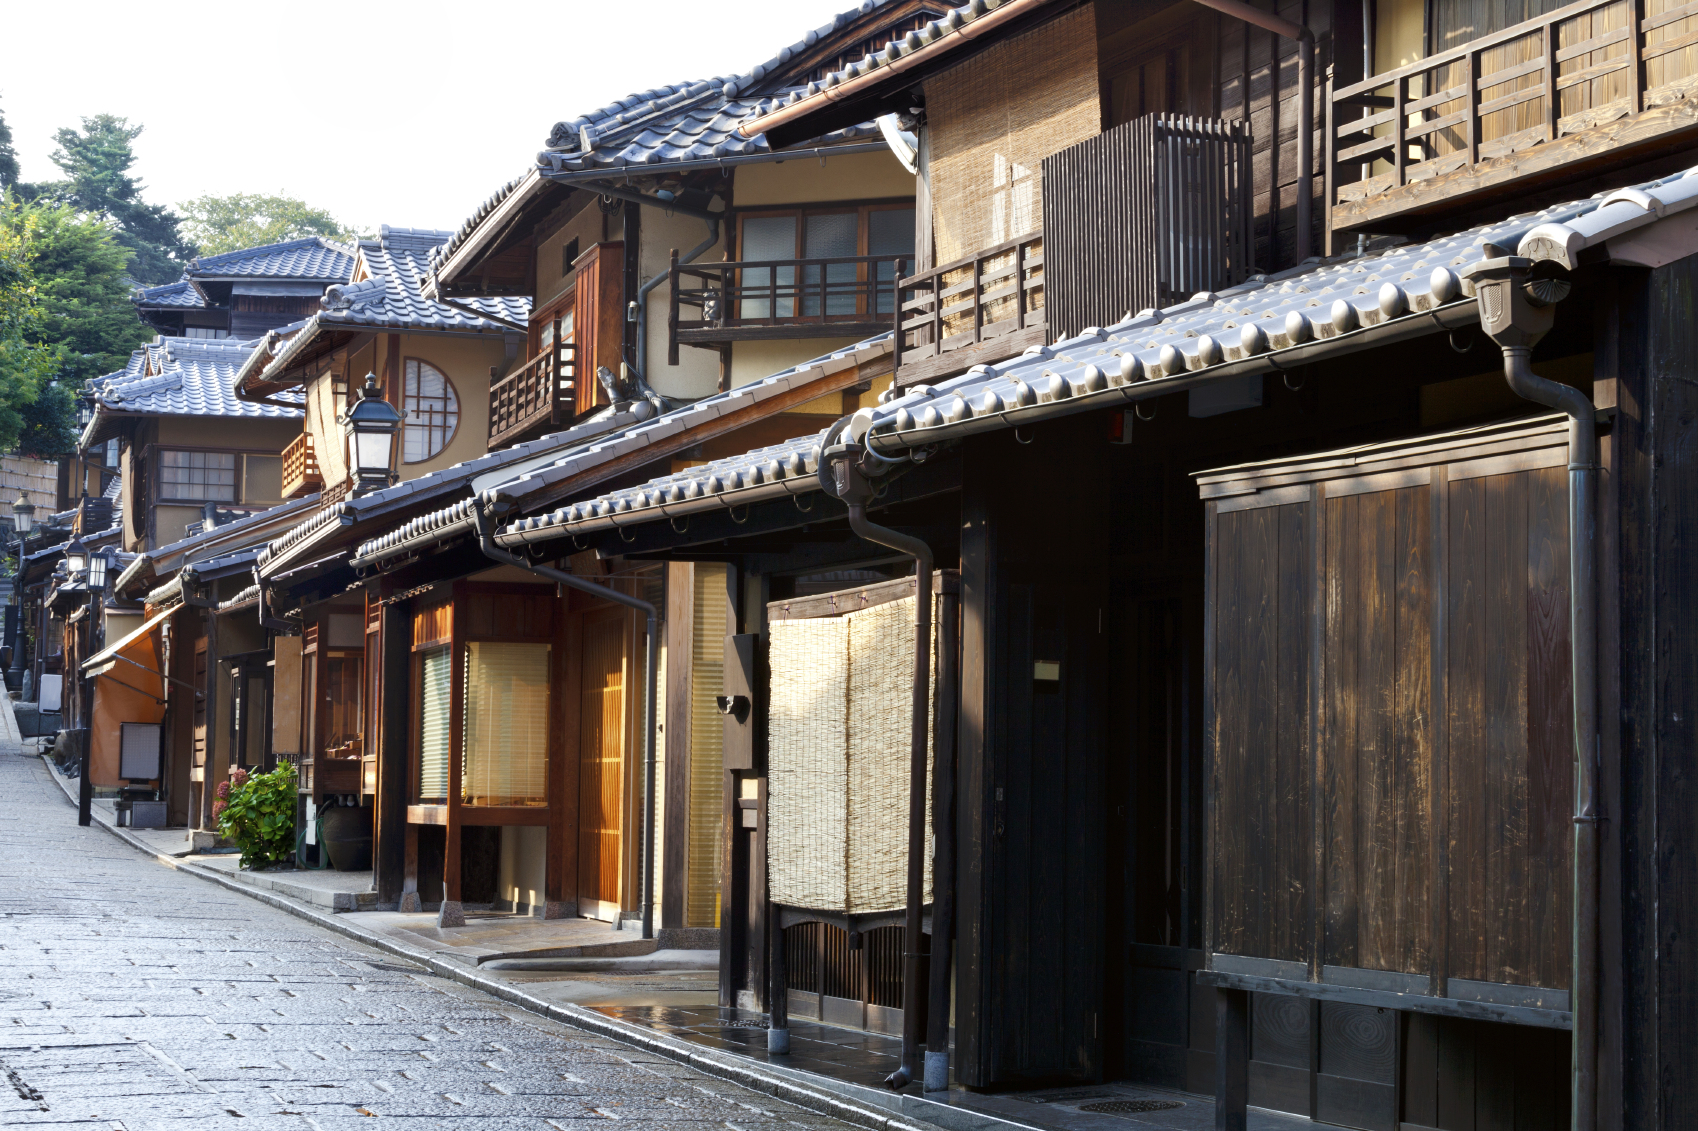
(429, 172, 534, 274)
(241, 226, 528, 394)
(85, 336, 304, 425)
(184, 237, 356, 281)
(500, 166, 1698, 543)
(132, 280, 202, 308)
(537, 78, 881, 180)
(113, 492, 323, 595)
(739, 0, 1030, 136)
(354, 334, 893, 565)
(257, 403, 650, 576)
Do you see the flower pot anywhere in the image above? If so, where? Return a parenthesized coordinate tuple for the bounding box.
(319, 805, 372, 872)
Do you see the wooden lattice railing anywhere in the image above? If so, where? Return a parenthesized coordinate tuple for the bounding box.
(281, 432, 321, 499)
(489, 338, 575, 449)
(1330, 0, 1698, 223)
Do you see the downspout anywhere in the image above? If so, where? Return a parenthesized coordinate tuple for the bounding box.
(634, 217, 721, 389)
(470, 501, 661, 940)
(1189, 0, 1314, 262)
(821, 423, 932, 1091)
(1461, 254, 1596, 1131)
(253, 566, 298, 635)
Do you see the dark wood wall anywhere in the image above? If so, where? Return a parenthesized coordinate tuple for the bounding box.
(958, 412, 1110, 1087)
(1615, 251, 1698, 1130)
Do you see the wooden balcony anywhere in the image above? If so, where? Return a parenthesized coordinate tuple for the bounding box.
(893, 235, 1047, 388)
(1329, 0, 1698, 234)
(281, 432, 321, 499)
(668, 254, 904, 363)
(488, 339, 575, 450)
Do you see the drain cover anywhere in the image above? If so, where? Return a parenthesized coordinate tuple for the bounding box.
(1079, 1099, 1186, 1114)
(716, 1019, 770, 1029)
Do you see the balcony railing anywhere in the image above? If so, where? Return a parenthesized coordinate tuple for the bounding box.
(893, 235, 1046, 387)
(281, 432, 321, 499)
(488, 335, 575, 449)
(668, 253, 905, 363)
(1329, 0, 1698, 230)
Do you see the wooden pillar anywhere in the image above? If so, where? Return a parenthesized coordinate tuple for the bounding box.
(1214, 987, 1249, 1131)
(374, 595, 410, 904)
(554, 604, 583, 917)
(198, 607, 220, 831)
(542, 594, 572, 919)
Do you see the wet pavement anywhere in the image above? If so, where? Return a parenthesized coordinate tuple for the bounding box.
(0, 747, 866, 1131)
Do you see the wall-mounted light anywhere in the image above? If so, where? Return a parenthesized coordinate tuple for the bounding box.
(342, 373, 402, 497)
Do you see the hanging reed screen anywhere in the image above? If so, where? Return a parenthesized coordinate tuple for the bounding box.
(766, 594, 934, 914)
(461, 642, 551, 806)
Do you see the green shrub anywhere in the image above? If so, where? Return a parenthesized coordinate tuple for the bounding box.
(216, 761, 297, 870)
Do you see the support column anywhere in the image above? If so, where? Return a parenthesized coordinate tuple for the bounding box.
(374, 598, 409, 905)
(1214, 987, 1249, 1131)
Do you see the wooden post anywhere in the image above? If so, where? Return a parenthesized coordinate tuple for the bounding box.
(441, 591, 466, 927)
(1214, 987, 1249, 1131)
(1546, 24, 1561, 141)
(893, 258, 906, 375)
(199, 607, 220, 831)
(1466, 50, 1480, 167)
(1393, 73, 1407, 187)
(375, 592, 411, 906)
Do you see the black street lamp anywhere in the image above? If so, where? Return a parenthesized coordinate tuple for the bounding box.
(75, 545, 106, 828)
(6, 493, 33, 691)
(342, 374, 402, 496)
(64, 536, 87, 578)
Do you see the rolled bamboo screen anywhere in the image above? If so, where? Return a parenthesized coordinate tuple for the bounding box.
(924, 3, 1101, 266)
(767, 594, 934, 914)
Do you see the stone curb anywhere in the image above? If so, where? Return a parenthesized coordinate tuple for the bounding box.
(35, 753, 943, 1131)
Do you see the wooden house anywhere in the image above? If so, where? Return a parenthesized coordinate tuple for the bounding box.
(465, 1, 1698, 1128)
(131, 238, 355, 341)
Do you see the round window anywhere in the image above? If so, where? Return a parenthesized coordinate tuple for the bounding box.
(403, 359, 459, 463)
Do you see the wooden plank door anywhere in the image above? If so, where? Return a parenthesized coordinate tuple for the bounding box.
(578, 608, 628, 920)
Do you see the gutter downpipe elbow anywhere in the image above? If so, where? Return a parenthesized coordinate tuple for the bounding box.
(471, 503, 661, 941)
(635, 216, 721, 387)
(1463, 256, 1597, 1131)
(823, 432, 933, 1092)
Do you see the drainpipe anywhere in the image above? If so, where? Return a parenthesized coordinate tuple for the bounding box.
(1190, 0, 1314, 262)
(470, 501, 661, 940)
(821, 422, 933, 1092)
(634, 217, 721, 389)
(1461, 253, 1595, 1131)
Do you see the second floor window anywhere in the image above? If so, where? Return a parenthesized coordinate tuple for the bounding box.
(737, 206, 915, 320)
(160, 450, 237, 502)
(403, 359, 459, 464)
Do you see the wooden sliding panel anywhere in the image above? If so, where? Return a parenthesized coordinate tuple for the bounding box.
(1322, 484, 1434, 977)
(578, 607, 629, 920)
(1210, 494, 1314, 965)
(1445, 464, 1572, 993)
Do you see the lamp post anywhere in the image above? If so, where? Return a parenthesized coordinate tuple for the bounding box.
(7, 492, 34, 692)
(342, 374, 402, 496)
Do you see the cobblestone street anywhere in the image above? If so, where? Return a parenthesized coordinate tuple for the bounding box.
(0, 747, 858, 1131)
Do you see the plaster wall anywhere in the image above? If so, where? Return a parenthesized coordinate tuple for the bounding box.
(733, 149, 914, 206)
(497, 825, 549, 914)
(643, 207, 726, 401)
(730, 337, 861, 389)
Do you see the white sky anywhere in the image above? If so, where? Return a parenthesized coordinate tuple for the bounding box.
(3, 0, 856, 237)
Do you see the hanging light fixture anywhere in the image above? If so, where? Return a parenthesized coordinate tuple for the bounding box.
(64, 537, 87, 576)
(342, 373, 402, 496)
(12, 491, 34, 536)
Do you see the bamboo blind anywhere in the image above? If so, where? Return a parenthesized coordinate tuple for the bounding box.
(924, 3, 1101, 265)
(687, 565, 728, 928)
(767, 594, 935, 915)
(461, 642, 551, 807)
(417, 648, 451, 801)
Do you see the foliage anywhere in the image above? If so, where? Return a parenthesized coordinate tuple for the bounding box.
(0, 98, 18, 191)
(216, 761, 298, 870)
(179, 193, 362, 257)
(0, 205, 68, 456)
(23, 116, 193, 285)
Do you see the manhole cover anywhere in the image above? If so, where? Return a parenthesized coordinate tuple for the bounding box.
(1079, 1099, 1186, 1115)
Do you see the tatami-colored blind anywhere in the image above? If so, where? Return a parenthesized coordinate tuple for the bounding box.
(462, 641, 551, 807)
(924, 4, 1101, 265)
(688, 565, 728, 928)
(417, 648, 451, 801)
(767, 593, 934, 915)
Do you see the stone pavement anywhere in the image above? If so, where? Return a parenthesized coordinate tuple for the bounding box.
(0, 745, 888, 1131)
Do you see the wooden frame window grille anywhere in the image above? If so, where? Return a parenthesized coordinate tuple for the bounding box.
(159, 449, 237, 502)
(735, 204, 916, 320)
(402, 358, 460, 464)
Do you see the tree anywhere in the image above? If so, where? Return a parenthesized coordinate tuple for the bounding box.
(31, 115, 192, 285)
(179, 193, 361, 256)
(0, 98, 18, 191)
(0, 211, 74, 457)
(0, 197, 152, 456)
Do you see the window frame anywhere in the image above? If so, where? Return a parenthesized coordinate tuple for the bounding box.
(155, 448, 241, 505)
(400, 357, 461, 465)
(733, 200, 918, 322)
